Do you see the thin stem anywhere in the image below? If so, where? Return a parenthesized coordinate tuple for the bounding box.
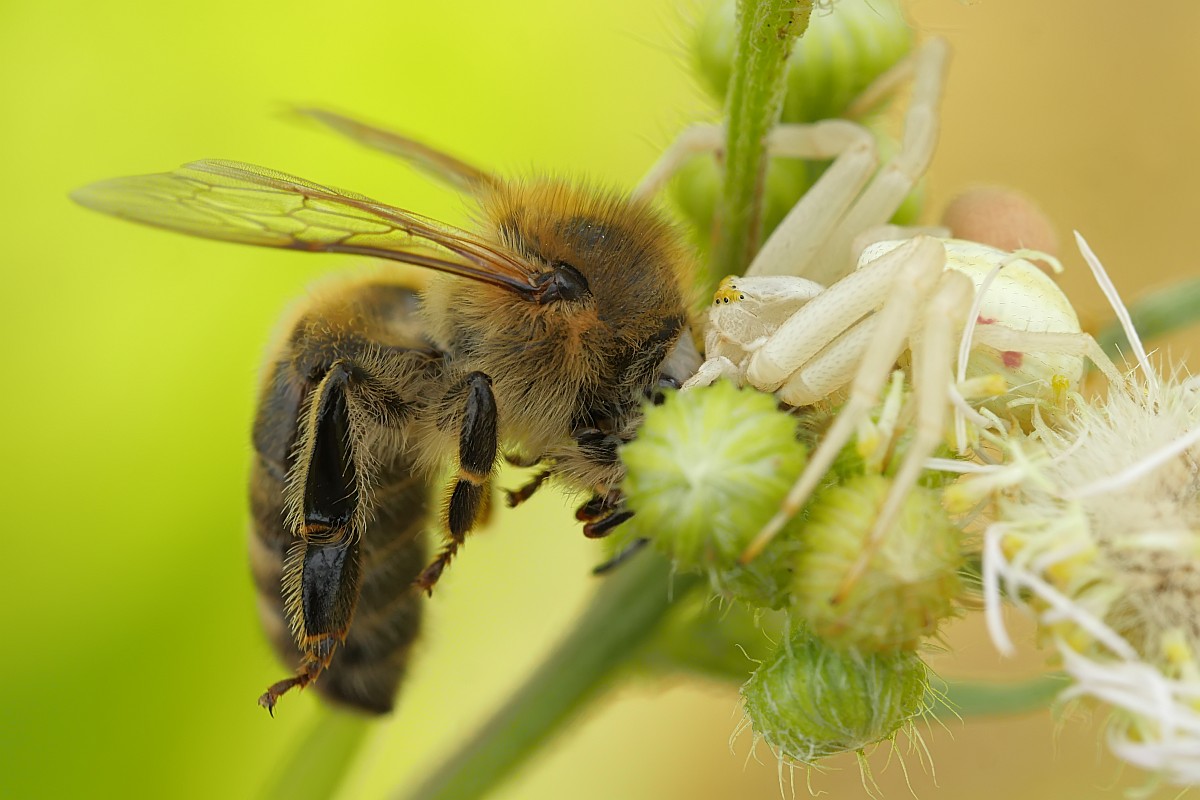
(401, 555, 702, 800)
(710, 0, 814, 289)
(933, 673, 1066, 718)
(1095, 276, 1200, 361)
(262, 706, 372, 800)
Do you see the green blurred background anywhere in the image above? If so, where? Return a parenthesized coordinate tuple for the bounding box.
(4, 0, 1200, 798)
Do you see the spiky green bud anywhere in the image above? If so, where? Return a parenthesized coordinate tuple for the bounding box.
(619, 382, 807, 608)
(741, 627, 929, 763)
(793, 474, 963, 652)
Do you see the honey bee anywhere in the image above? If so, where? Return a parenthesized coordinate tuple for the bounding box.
(72, 110, 700, 715)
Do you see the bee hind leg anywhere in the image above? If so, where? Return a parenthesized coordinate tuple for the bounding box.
(263, 364, 365, 714)
(258, 640, 327, 716)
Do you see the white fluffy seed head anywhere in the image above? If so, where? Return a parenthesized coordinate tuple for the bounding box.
(1009, 373, 1200, 659)
(983, 366, 1200, 785)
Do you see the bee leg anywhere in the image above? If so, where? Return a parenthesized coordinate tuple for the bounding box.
(504, 469, 551, 508)
(577, 488, 638, 569)
(592, 537, 650, 575)
(261, 363, 365, 714)
(582, 510, 634, 539)
(261, 539, 363, 714)
(574, 427, 624, 466)
(574, 492, 634, 538)
(575, 491, 619, 522)
(504, 452, 543, 468)
(416, 372, 497, 595)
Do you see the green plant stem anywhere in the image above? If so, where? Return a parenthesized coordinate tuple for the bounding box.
(934, 673, 1066, 718)
(710, 0, 813, 288)
(403, 555, 703, 800)
(1095, 276, 1200, 360)
(263, 706, 372, 800)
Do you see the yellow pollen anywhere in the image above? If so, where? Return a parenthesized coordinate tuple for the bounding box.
(1051, 373, 1071, 403)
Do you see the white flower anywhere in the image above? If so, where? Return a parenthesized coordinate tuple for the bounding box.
(978, 233, 1200, 786)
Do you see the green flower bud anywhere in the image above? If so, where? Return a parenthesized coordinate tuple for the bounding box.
(793, 475, 963, 652)
(693, 0, 913, 123)
(619, 382, 808, 608)
(741, 627, 929, 763)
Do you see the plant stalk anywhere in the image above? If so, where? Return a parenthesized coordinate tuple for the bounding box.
(401, 555, 702, 800)
(263, 707, 372, 800)
(710, 0, 814, 288)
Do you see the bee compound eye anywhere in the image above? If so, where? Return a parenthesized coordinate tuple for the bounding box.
(535, 262, 590, 303)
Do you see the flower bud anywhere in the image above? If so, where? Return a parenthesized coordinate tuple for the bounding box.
(792, 475, 963, 652)
(619, 381, 808, 608)
(741, 627, 929, 763)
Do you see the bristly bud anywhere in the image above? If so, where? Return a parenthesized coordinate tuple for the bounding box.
(619, 381, 807, 608)
(740, 626, 929, 764)
(692, 0, 913, 123)
(792, 474, 964, 652)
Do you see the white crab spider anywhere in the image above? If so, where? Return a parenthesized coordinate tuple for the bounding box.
(689, 238, 1095, 412)
(639, 37, 1124, 585)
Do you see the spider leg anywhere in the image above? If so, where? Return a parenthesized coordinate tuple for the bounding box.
(833, 269, 973, 601)
(632, 124, 725, 201)
(814, 39, 951, 284)
(747, 120, 879, 279)
(741, 236, 949, 562)
(971, 326, 1125, 391)
(747, 237, 937, 395)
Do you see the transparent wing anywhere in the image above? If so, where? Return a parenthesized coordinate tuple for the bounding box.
(72, 159, 536, 295)
(298, 108, 495, 192)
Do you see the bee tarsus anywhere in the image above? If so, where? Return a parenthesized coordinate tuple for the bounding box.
(504, 469, 552, 508)
(592, 537, 651, 575)
(582, 510, 634, 539)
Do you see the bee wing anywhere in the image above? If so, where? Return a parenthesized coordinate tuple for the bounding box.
(72, 159, 537, 296)
(298, 108, 495, 192)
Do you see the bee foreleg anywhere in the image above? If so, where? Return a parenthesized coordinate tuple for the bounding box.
(574, 491, 634, 539)
(416, 371, 497, 594)
(582, 509, 634, 539)
(573, 427, 624, 465)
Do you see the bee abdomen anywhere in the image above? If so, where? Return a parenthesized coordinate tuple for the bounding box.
(249, 448, 428, 715)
